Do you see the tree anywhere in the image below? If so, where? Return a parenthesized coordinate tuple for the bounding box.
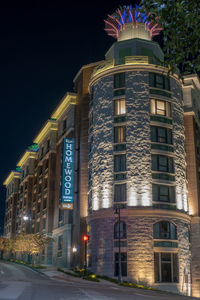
(14, 233, 53, 255)
(139, 0, 200, 75)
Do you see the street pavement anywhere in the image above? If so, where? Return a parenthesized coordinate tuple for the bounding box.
(0, 261, 198, 300)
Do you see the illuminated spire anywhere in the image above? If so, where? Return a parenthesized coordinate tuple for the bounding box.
(104, 5, 163, 41)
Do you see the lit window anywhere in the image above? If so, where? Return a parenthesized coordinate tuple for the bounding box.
(151, 126, 172, 144)
(153, 221, 177, 240)
(154, 253, 178, 283)
(115, 252, 127, 276)
(114, 99, 126, 115)
(114, 184, 126, 202)
(152, 155, 174, 173)
(152, 184, 175, 203)
(114, 221, 127, 239)
(114, 126, 126, 143)
(150, 99, 171, 117)
(114, 154, 126, 172)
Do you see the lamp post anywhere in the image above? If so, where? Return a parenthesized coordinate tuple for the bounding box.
(114, 204, 122, 284)
(22, 212, 32, 264)
(82, 235, 89, 276)
(72, 246, 77, 268)
(23, 213, 32, 234)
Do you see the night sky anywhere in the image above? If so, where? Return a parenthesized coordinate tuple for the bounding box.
(0, 0, 147, 234)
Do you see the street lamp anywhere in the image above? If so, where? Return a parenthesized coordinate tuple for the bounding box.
(23, 212, 32, 234)
(72, 246, 77, 269)
(114, 204, 124, 284)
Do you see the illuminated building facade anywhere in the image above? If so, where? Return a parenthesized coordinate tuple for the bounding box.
(88, 6, 200, 297)
(3, 5, 200, 297)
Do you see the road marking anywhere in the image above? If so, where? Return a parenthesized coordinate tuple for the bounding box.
(0, 281, 30, 299)
(0, 270, 4, 275)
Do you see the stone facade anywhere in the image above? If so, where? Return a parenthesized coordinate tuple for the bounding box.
(89, 209, 191, 294)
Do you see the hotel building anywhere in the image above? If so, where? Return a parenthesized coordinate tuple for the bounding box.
(3, 5, 200, 297)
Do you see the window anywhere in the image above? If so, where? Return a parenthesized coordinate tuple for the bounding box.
(63, 119, 67, 132)
(149, 73, 170, 90)
(88, 191, 92, 209)
(114, 184, 126, 202)
(114, 154, 126, 172)
(115, 252, 127, 276)
(89, 112, 93, 127)
(150, 99, 171, 117)
(58, 235, 63, 257)
(152, 155, 174, 173)
(58, 235, 63, 250)
(36, 222, 40, 232)
(41, 147, 44, 158)
(42, 218, 46, 230)
(114, 221, 127, 239)
(114, 126, 126, 143)
(47, 140, 50, 152)
(153, 221, 177, 240)
(43, 199, 46, 209)
(154, 253, 178, 283)
(114, 99, 126, 115)
(58, 209, 64, 223)
(114, 73, 125, 89)
(119, 48, 131, 64)
(26, 166, 29, 176)
(152, 184, 175, 203)
(37, 203, 40, 213)
(151, 126, 172, 144)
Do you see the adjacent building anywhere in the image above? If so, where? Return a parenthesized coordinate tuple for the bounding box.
(3, 5, 200, 298)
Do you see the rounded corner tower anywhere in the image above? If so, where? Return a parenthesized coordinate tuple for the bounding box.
(88, 5, 191, 296)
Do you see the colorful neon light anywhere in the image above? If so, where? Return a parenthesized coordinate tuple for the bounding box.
(104, 5, 163, 39)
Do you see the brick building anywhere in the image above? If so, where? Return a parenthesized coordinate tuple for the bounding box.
(3, 5, 200, 297)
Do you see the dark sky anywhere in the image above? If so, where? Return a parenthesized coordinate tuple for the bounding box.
(0, 0, 143, 233)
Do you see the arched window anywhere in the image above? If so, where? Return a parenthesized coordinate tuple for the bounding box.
(153, 221, 177, 240)
(114, 221, 126, 239)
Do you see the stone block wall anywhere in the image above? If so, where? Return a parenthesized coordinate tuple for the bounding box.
(89, 209, 191, 295)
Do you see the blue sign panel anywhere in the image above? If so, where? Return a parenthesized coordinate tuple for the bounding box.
(61, 138, 74, 210)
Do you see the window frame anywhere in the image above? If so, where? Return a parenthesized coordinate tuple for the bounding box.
(114, 98, 126, 116)
(152, 154, 174, 173)
(153, 221, 177, 240)
(114, 252, 127, 277)
(114, 154, 126, 172)
(152, 184, 175, 203)
(114, 126, 126, 143)
(154, 252, 178, 283)
(114, 221, 127, 239)
(151, 126, 173, 144)
(114, 73, 125, 89)
(150, 98, 171, 118)
(149, 73, 170, 91)
(114, 183, 126, 203)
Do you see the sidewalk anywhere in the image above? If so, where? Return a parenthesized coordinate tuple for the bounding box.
(38, 265, 118, 287)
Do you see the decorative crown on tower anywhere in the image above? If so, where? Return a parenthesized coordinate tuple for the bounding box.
(104, 5, 163, 39)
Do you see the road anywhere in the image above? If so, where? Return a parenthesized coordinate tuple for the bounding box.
(0, 261, 197, 300)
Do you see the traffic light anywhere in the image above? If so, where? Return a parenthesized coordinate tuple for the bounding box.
(82, 234, 89, 242)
